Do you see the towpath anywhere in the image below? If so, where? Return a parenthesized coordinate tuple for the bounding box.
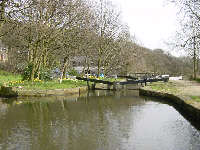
(173, 80, 200, 97)
(143, 79, 200, 109)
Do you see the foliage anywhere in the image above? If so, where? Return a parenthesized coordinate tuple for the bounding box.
(39, 67, 52, 81)
(68, 69, 79, 76)
(22, 64, 33, 81)
(168, 0, 200, 79)
(195, 78, 200, 83)
(190, 96, 200, 102)
(22, 64, 52, 81)
(0, 0, 195, 79)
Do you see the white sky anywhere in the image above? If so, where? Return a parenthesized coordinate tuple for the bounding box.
(111, 0, 179, 51)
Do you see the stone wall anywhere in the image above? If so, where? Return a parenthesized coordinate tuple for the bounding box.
(0, 86, 88, 97)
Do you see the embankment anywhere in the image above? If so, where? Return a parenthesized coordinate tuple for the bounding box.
(0, 86, 88, 97)
(139, 86, 200, 128)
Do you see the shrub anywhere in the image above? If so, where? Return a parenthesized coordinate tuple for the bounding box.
(68, 69, 79, 76)
(22, 64, 52, 81)
(39, 67, 52, 81)
(22, 64, 33, 80)
(196, 78, 200, 83)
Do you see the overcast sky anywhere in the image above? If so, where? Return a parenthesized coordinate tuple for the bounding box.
(111, 0, 179, 51)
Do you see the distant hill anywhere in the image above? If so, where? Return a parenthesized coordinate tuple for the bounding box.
(127, 45, 193, 76)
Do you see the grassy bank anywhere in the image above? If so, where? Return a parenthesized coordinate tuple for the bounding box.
(0, 70, 22, 86)
(0, 70, 122, 90)
(145, 82, 179, 95)
(190, 96, 200, 102)
(144, 81, 200, 103)
(0, 70, 87, 90)
(4, 78, 87, 90)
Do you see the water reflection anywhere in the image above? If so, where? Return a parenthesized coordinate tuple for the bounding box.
(0, 91, 200, 150)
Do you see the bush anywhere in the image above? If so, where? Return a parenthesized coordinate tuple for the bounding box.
(22, 64, 33, 80)
(196, 78, 200, 83)
(39, 68, 52, 81)
(22, 64, 52, 81)
(68, 69, 79, 76)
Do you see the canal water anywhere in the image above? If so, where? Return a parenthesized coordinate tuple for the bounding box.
(0, 90, 199, 150)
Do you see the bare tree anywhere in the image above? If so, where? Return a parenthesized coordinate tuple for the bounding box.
(89, 0, 123, 76)
(168, 0, 200, 79)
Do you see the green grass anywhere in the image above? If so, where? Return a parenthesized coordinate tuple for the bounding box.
(190, 96, 200, 102)
(0, 70, 127, 90)
(148, 82, 178, 94)
(0, 70, 22, 86)
(6, 79, 87, 90)
(0, 70, 87, 90)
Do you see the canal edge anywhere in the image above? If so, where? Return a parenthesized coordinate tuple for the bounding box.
(0, 86, 88, 98)
(139, 87, 200, 123)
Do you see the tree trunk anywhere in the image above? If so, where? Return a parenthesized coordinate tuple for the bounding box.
(0, 0, 6, 28)
(193, 56, 196, 79)
(193, 37, 197, 80)
(42, 45, 48, 68)
(63, 63, 68, 78)
(97, 58, 101, 77)
(36, 59, 42, 79)
(103, 67, 107, 77)
(60, 57, 68, 83)
(196, 56, 199, 76)
(28, 45, 34, 63)
(86, 59, 90, 77)
(30, 63, 36, 81)
(30, 46, 38, 81)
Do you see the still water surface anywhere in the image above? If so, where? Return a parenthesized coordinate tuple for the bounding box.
(0, 91, 200, 150)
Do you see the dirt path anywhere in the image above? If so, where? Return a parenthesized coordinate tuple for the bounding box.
(172, 80, 200, 96)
